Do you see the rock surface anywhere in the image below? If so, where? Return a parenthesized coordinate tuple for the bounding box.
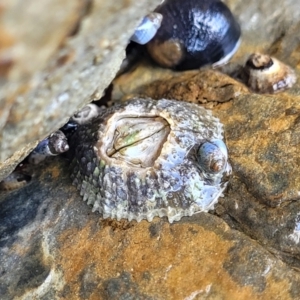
(114, 66, 300, 270)
(215, 91, 300, 269)
(224, 0, 300, 66)
(2, 0, 300, 299)
(1, 158, 300, 300)
(113, 66, 250, 109)
(0, 0, 161, 181)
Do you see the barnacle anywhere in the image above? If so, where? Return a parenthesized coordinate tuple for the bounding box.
(243, 53, 297, 93)
(71, 104, 104, 125)
(69, 98, 231, 223)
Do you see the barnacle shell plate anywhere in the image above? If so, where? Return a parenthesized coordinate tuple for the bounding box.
(70, 98, 231, 223)
(244, 53, 297, 94)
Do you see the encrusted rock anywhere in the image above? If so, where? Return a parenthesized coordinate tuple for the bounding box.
(112, 60, 249, 109)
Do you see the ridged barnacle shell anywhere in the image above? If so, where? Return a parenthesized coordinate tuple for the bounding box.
(146, 0, 241, 70)
(69, 98, 231, 223)
(243, 53, 297, 94)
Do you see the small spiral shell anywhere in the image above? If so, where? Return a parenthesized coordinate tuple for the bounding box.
(197, 139, 230, 178)
(28, 130, 69, 164)
(71, 104, 103, 125)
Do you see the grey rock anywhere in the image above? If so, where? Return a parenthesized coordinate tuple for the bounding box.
(2, 0, 300, 298)
(0, 0, 161, 181)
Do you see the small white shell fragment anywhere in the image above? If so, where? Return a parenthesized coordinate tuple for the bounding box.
(130, 12, 163, 45)
(71, 104, 104, 125)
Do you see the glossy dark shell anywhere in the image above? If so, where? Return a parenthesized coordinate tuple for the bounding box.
(147, 0, 241, 70)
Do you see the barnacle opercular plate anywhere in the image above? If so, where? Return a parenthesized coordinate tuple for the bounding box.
(70, 98, 231, 223)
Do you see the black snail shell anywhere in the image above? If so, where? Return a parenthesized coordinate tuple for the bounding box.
(146, 0, 241, 70)
(69, 98, 231, 223)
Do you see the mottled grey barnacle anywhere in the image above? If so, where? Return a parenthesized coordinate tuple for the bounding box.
(243, 53, 297, 93)
(69, 98, 231, 223)
(146, 0, 241, 70)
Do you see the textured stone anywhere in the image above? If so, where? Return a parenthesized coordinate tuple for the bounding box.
(2, 0, 300, 298)
(224, 0, 300, 65)
(108, 0, 300, 277)
(218, 91, 300, 206)
(1, 158, 300, 299)
(214, 90, 300, 269)
(112, 59, 180, 102)
(113, 65, 249, 109)
(0, 0, 161, 181)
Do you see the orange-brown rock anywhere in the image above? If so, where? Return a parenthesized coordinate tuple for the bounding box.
(1, 158, 300, 299)
(114, 64, 249, 109)
(2, 0, 300, 299)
